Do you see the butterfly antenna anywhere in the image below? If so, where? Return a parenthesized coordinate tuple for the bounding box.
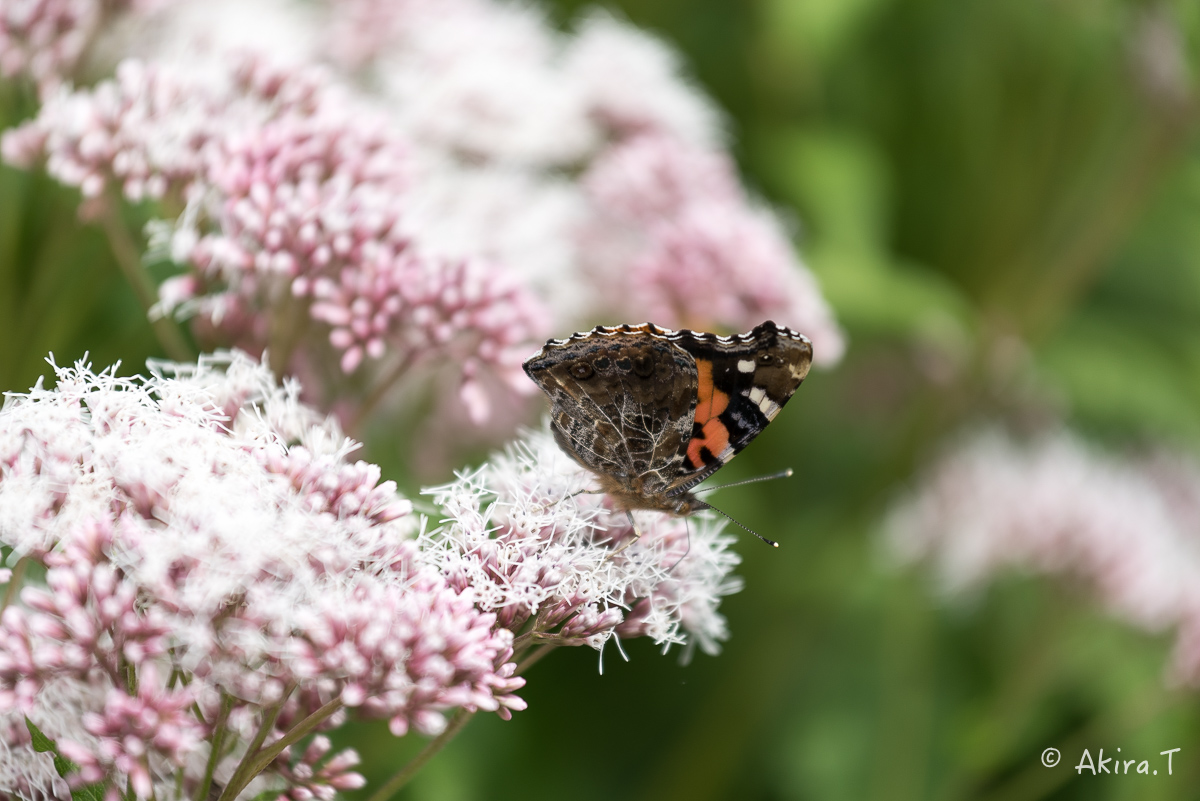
(695, 500, 779, 547)
(693, 468, 794, 495)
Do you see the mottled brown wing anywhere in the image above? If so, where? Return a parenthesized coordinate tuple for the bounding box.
(523, 325, 698, 493)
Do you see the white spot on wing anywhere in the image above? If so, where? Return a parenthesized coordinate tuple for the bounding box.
(737, 359, 756, 373)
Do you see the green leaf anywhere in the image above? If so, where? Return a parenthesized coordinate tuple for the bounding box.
(25, 716, 79, 779)
(25, 718, 109, 801)
(24, 716, 55, 753)
(70, 782, 108, 801)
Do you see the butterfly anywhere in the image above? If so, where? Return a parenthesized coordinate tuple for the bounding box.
(523, 321, 812, 548)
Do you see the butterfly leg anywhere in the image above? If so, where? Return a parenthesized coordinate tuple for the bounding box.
(535, 487, 601, 514)
(606, 510, 642, 560)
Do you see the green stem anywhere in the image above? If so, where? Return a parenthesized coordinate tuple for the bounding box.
(217, 696, 343, 801)
(345, 354, 413, 437)
(144, 757, 157, 801)
(265, 288, 310, 379)
(97, 197, 193, 362)
(511, 630, 536, 653)
(362, 635, 561, 801)
(935, 586, 1070, 801)
(195, 692, 233, 801)
(215, 692, 290, 801)
(515, 643, 556, 675)
(1, 556, 28, 612)
(365, 710, 476, 801)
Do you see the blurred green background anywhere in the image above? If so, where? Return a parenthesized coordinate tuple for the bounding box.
(5, 0, 1200, 799)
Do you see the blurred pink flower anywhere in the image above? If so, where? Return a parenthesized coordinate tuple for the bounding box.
(57, 664, 201, 798)
(886, 429, 1200, 686)
(329, 0, 597, 167)
(0, 352, 522, 798)
(564, 11, 724, 145)
(0, 0, 98, 89)
(0, 0, 168, 92)
(581, 134, 845, 362)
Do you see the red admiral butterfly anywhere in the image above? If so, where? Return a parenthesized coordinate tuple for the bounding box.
(523, 321, 812, 548)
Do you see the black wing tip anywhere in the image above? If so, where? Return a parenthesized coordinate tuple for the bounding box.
(752, 319, 810, 342)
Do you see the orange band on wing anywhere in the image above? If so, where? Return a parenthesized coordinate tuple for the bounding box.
(694, 360, 729, 424)
(687, 419, 732, 469)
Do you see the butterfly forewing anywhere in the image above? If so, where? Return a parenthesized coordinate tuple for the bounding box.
(667, 321, 812, 492)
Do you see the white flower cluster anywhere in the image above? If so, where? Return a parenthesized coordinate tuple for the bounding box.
(421, 427, 744, 659)
(0, 352, 521, 800)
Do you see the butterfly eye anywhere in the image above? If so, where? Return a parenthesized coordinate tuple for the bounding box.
(632, 355, 655, 378)
(570, 362, 594, 380)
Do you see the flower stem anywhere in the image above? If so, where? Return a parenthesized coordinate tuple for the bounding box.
(511, 630, 535, 653)
(144, 757, 158, 801)
(195, 692, 233, 801)
(265, 288, 310, 379)
(364, 640, 559, 801)
(365, 710, 476, 801)
(346, 354, 413, 436)
(0, 556, 28, 612)
(215, 690, 290, 801)
(515, 643, 556, 675)
(98, 196, 193, 362)
(218, 695, 344, 801)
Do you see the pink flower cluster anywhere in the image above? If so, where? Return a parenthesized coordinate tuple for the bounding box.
(422, 427, 743, 659)
(58, 664, 201, 799)
(178, 80, 544, 413)
(4, 51, 546, 423)
(271, 736, 365, 801)
(2, 0, 843, 435)
(0, 0, 118, 92)
(5, 56, 544, 424)
(886, 429, 1200, 686)
(0, 352, 523, 799)
(11, 55, 325, 201)
(287, 572, 525, 738)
